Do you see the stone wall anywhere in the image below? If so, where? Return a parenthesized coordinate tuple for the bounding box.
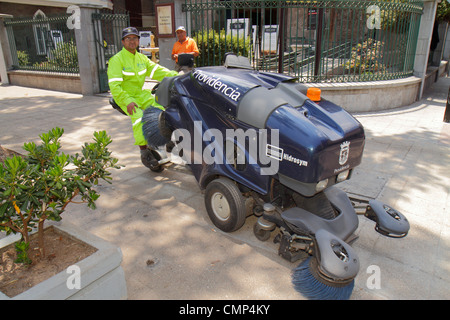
(306, 77, 422, 113)
(8, 70, 82, 94)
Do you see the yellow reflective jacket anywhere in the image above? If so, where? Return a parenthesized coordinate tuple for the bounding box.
(107, 47, 178, 111)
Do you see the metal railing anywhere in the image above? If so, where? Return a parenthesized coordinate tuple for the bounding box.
(5, 14, 79, 74)
(183, 0, 423, 83)
(92, 9, 130, 92)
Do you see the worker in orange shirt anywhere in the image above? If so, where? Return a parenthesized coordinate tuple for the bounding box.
(171, 26, 199, 72)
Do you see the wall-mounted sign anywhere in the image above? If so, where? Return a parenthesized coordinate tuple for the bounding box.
(226, 18, 250, 38)
(155, 3, 175, 38)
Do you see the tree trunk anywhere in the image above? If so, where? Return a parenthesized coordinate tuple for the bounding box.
(38, 218, 46, 257)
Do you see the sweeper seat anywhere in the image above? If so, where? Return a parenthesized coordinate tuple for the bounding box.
(109, 98, 126, 115)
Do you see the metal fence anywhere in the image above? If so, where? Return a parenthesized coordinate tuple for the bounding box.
(92, 9, 130, 92)
(183, 0, 423, 83)
(5, 14, 79, 74)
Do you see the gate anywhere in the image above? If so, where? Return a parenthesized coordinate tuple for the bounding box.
(92, 10, 130, 92)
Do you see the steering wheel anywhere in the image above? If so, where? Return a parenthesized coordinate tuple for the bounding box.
(151, 82, 160, 95)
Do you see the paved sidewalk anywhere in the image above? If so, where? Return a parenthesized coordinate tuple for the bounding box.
(0, 76, 449, 300)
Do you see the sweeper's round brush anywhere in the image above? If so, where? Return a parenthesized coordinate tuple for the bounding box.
(292, 257, 355, 300)
(142, 107, 170, 149)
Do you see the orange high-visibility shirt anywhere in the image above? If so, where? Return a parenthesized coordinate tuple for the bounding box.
(172, 37, 199, 62)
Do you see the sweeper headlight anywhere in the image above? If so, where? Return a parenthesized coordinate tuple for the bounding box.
(336, 170, 350, 183)
(315, 179, 329, 192)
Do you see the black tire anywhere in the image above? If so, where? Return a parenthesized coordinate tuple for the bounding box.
(204, 178, 246, 232)
(158, 110, 173, 140)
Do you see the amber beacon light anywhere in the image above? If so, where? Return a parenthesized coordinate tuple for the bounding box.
(307, 87, 321, 102)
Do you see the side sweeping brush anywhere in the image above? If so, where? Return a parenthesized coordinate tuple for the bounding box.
(292, 257, 355, 300)
(142, 107, 170, 149)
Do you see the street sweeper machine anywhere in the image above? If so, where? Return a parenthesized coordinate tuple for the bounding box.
(110, 53, 410, 300)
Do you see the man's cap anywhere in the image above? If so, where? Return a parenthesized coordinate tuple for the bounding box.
(176, 26, 186, 32)
(122, 27, 140, 39)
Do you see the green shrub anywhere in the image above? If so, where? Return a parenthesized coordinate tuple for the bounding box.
(0, 128, 121, 263)
(48, 40, 78, 70)
(345, 39, 386, 74)
(16, 50, 30, 66)
(193, 29, 251, 66)
(437, 0, 450, 22)
(32, 40, 79, 71)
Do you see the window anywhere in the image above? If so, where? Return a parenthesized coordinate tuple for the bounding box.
(32, 10, 50, 55)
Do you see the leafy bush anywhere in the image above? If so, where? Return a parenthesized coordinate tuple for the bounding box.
(193, 29, 251, 66)
(437, 0, 450, 23)
(49, 40, 78, 70)
(32, 40, 78, 71)
(0, 128, 121, 263)
(16, 50, 30, 66)
(345, 39, 386, 74)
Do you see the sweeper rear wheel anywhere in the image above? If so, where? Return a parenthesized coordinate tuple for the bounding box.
(204, 177, 246, 232)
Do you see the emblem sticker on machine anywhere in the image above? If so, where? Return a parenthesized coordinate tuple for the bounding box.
(339, 141, 350, 165)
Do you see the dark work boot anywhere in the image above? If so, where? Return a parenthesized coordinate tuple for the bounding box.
(140, 148, 161, 171)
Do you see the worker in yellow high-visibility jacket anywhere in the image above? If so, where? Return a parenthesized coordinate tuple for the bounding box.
(107, 27, 178, 168)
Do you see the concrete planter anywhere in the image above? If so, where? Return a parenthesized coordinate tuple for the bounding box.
(0, 221, 127, 300)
